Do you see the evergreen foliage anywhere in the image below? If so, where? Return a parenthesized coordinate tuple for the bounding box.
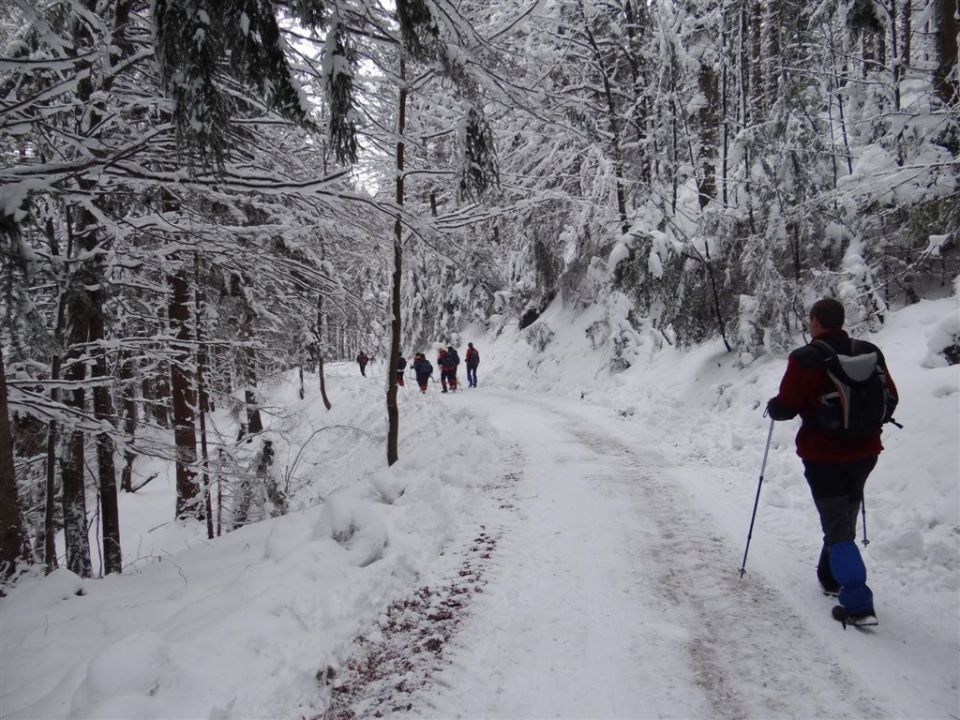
(323, 20, 358, 165)
(395, 0, 439, 61)
(154, 0, 318, 166)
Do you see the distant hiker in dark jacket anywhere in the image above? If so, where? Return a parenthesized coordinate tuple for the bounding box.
(396, 354, 407, 387)
(437, 348, 448, 392)
(441, 345, 460, 392)
(356, 351, 368, 377)
(413, 353, 433, 393)
(465, 342, 479, 388)
(767, 298, 899, 627)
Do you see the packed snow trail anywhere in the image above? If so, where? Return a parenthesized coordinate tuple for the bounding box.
(404, 388, 913, 719)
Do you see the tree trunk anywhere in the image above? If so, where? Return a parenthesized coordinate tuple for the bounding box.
(43, 210, 64, 573)
(60, 306, 92, 578)
(578, 0, 629, 234)
(762, 2, 780, 110)
(697, 63, 719, 208)
(58, 205, 91, 577)
(119, 348, 137, 493)
(169, 269, 199, 519)
(239, 303, 263, 438)
(153, 364, 170, 427)
(901, 0, 911, 76)
(75, 208, 120, 574)
(194, 255, 214, 539)
(792, 221, 802, 282)
(44, 356, 60, 573)
(670, 93, 678, 214)
(933, 0, 959, 106)
(316, 293, 332, 410)
(751, 0, 764, 117)
(739, 2, 751, 129)
(152, 304, 171, 428)
(831, 25, 854, 175)
(721, 0, 729, 206)
(736, 2, 750, 210)
(387, 55, 407, 467)
(217, 448, 224, 537)
(88, 292, 121, 575)
(58, 0, 134, 577)
(876, 20, 887, 73)
(74, 0, 128, 577)
(622, 0, 651, 185)
(0, 345, 31, 579)
(889, 0, 901, 111)
(67, 193, 120, 576)
(703, 242, 732, 353)
(244, 385, 263, 435)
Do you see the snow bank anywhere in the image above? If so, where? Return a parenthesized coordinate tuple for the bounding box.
(1, 361, 506, 720)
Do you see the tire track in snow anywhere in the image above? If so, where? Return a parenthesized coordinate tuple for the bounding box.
(571, 426, 888, 719)
(411, 398, 718, 718)
(317, 444, 526, 719)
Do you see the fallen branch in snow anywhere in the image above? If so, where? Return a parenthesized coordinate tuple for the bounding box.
(129, 473, 158, 493)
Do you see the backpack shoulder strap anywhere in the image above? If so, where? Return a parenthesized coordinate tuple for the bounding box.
(808, 339, 838, 368)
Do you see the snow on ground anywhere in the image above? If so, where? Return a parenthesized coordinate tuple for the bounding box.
(2, 362, 509, 719)
(1, 296, 958, 719)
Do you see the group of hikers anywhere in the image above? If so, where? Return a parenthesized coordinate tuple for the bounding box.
(356, 342, 480, 393)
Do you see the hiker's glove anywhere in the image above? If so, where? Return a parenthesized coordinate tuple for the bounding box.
(766, 397, 797, 421)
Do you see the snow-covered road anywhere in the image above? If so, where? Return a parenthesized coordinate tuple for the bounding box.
(411, 389, 948, 719)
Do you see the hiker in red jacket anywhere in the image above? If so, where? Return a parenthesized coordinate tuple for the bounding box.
(465, 342, 479, 387)
(441, 345, 460, 392)
(767, 298, 898, 627)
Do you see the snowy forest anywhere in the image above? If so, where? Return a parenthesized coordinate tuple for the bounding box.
(2, 1, 959, 717)
(1, 0, 958, 619)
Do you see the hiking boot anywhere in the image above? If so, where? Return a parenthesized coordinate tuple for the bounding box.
(831, 605, 878, 628)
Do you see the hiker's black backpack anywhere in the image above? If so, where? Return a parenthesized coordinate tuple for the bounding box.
(812, 339, 897, 438)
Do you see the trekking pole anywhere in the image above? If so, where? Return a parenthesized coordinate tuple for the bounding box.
(739, 417, 775, 578)
(861, 496, 870, 546)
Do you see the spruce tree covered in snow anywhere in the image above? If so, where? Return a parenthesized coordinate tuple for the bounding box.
(153, 0, 319, 167)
